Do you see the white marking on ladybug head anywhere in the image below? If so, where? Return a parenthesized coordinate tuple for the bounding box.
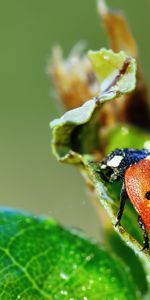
(107, 155, 124, 168)
(101, 164, 107, 169)
(144, 141, 150, 150)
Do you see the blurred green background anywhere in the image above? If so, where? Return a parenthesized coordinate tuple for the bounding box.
(0, 0, 150, 238)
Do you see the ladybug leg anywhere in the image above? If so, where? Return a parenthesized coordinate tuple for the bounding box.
(115, 181, 127, 227)
(138, 216, 149, 251)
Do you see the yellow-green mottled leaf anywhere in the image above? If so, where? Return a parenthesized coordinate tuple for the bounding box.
(0, 209, 140, 299)
(88, 48, 136, 101)
(50, 49, 137, 163)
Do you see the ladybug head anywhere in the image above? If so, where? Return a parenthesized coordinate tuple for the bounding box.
(99, 148, 150, 183)
(99, 149, 125, 183)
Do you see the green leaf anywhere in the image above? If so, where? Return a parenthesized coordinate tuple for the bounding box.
(88, 48, 136, 101)
(0, 209, 140, 299)
(50, 48, 150, 291)
(105, 229, 148, 296)
(50, 50, 137, 163)
(106, 124, 150, 154)
(50, 99, 100, 163)
(81, 155, 150, 263)
(51, 122, 150, 284)
(50, 48, 150, 268)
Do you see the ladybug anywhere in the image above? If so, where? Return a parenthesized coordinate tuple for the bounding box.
(99, 148, 150, 250)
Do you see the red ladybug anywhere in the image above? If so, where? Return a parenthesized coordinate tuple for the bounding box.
(99, 148, 150, 250)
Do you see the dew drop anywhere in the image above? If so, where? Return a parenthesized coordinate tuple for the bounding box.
(121, 126, 129, 135)
(104, 55, 109, 60)
(60, 272, 68, 280)
(144, 141, 150, 150)
(85, 254, 93, 262)
(60, 290, 68, 296)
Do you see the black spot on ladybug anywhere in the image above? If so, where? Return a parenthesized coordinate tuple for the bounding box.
(145, 191, 150, 200)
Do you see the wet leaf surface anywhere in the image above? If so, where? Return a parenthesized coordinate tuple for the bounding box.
(0, 209, 140, 300)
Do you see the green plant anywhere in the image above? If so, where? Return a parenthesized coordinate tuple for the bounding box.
(50, 1, 150, 298)
(0, 1, 150, 299)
